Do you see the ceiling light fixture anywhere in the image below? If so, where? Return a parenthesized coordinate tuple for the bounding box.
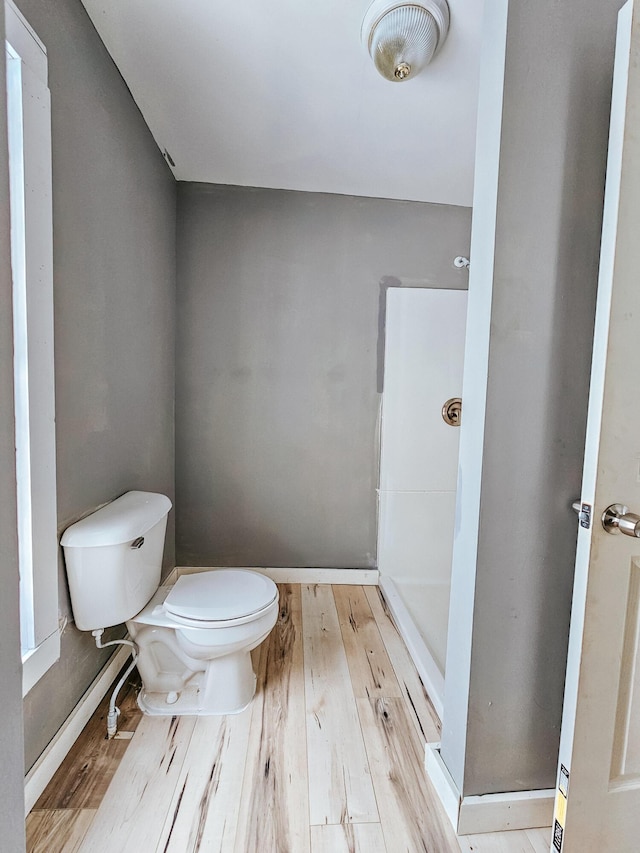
(361, 0, 450, 83)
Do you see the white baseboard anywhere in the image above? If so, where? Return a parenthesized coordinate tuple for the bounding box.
(173, 566, 380, 586)
(425, 742, 461, 829)
(24, 645, 131, 815)
(378, 576, 444, 720)
(425, 743, 554, 835)
(164, 566, 179, 585)
(457, 788, 554, 835)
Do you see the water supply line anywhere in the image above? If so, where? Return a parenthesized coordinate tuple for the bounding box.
(92, 629, 139, 739)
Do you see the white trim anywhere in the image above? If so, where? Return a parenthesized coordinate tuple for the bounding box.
(425, 743, 554, 835)
(163, 567, 180, 585)
(378, 576, 444, 719)
(458, 789, 554, 835)
(22, 629, 59, 696)
(4, 0, 47, 83)
(425, 742, 461, 828)
(441, 0, 510, 790)
(174, 567, 380, 585)
(5, 2, 58, 693)
(24, 645, 131, 815)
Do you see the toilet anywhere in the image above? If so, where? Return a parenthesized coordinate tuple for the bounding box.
(61, 491, 279, 715)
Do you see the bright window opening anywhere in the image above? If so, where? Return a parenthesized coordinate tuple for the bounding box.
(5, 0, 58, 695)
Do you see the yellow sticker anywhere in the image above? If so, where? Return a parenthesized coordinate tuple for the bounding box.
(552, 764, 569, 852)
(554, 789, 567, 826)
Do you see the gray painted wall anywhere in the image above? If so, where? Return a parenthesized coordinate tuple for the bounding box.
(441, 0, 622, 795)
(176, 184, 471, 568)
(16, 0, 176, 772)
(0, 5, 26, 847)
(13, 0, 614, 804)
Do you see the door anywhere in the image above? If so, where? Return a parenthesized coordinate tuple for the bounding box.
(553, 2, 640, 851)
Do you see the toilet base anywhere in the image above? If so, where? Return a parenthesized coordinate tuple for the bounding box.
(136, 649, 258, 716)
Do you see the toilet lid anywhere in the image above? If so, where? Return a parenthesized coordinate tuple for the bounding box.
(163, 570, 278, 623)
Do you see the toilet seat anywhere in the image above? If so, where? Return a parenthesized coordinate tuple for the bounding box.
(162, 570, 278, 628)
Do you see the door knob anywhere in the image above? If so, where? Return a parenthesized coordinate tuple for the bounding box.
(601, 504, 640, 537)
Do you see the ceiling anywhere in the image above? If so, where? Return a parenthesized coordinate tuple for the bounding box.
(80, 0, 483, 207)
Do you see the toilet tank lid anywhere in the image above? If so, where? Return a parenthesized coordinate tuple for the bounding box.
(61, 491, 172, 548)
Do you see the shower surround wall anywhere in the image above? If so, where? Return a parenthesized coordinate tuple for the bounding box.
(16, 0, 176, 774)
(378, 287, 468, 710)
(176, 184, 471, 568)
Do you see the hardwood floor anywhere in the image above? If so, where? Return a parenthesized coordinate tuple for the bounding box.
(27, 584, 551, 853)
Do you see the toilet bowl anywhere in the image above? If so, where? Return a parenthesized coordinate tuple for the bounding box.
(61, 491, 279, 716)
(128, 571, 279, 715)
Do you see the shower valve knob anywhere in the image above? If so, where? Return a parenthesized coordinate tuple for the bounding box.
(442, 397, 462, 427)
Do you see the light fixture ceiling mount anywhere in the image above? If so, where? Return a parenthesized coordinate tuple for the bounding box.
(361, 0, 450, 83)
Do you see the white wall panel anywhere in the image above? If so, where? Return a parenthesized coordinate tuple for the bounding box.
(378, 490, 457, 586)
(380, 288, 467, 493)
(378, 287, 467, 682)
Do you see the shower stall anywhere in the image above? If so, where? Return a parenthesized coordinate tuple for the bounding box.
(377, 286, 467, 718)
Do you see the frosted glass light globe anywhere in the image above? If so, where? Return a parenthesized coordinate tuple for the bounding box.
(362, 0, 450, 83)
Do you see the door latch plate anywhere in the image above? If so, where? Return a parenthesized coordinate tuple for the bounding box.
(579, 503, 592, 529)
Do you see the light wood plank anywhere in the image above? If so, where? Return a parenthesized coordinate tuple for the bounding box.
(333, 585, 402, 699)
(310, 822, 387, 853)
(25, 647, 134, 815)
(27, 809, 96, 853)
(77, 714, 196, 852)
(525, 827, 552, 853)
(365, 585, 441, 743)
(303, 584, 379, 826)
(28, 583, 549, 853)
(156, 711, 253, 853)
(235, 584, 310, 853)
(36, 674, 142, 810)
(357, 696, 459, 853)
(457, 829, 539, 853)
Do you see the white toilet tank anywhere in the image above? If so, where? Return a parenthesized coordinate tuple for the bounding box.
(61, 491, 172, 631)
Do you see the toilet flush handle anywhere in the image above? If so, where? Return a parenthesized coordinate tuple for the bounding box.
(130, 536, 145, 549)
